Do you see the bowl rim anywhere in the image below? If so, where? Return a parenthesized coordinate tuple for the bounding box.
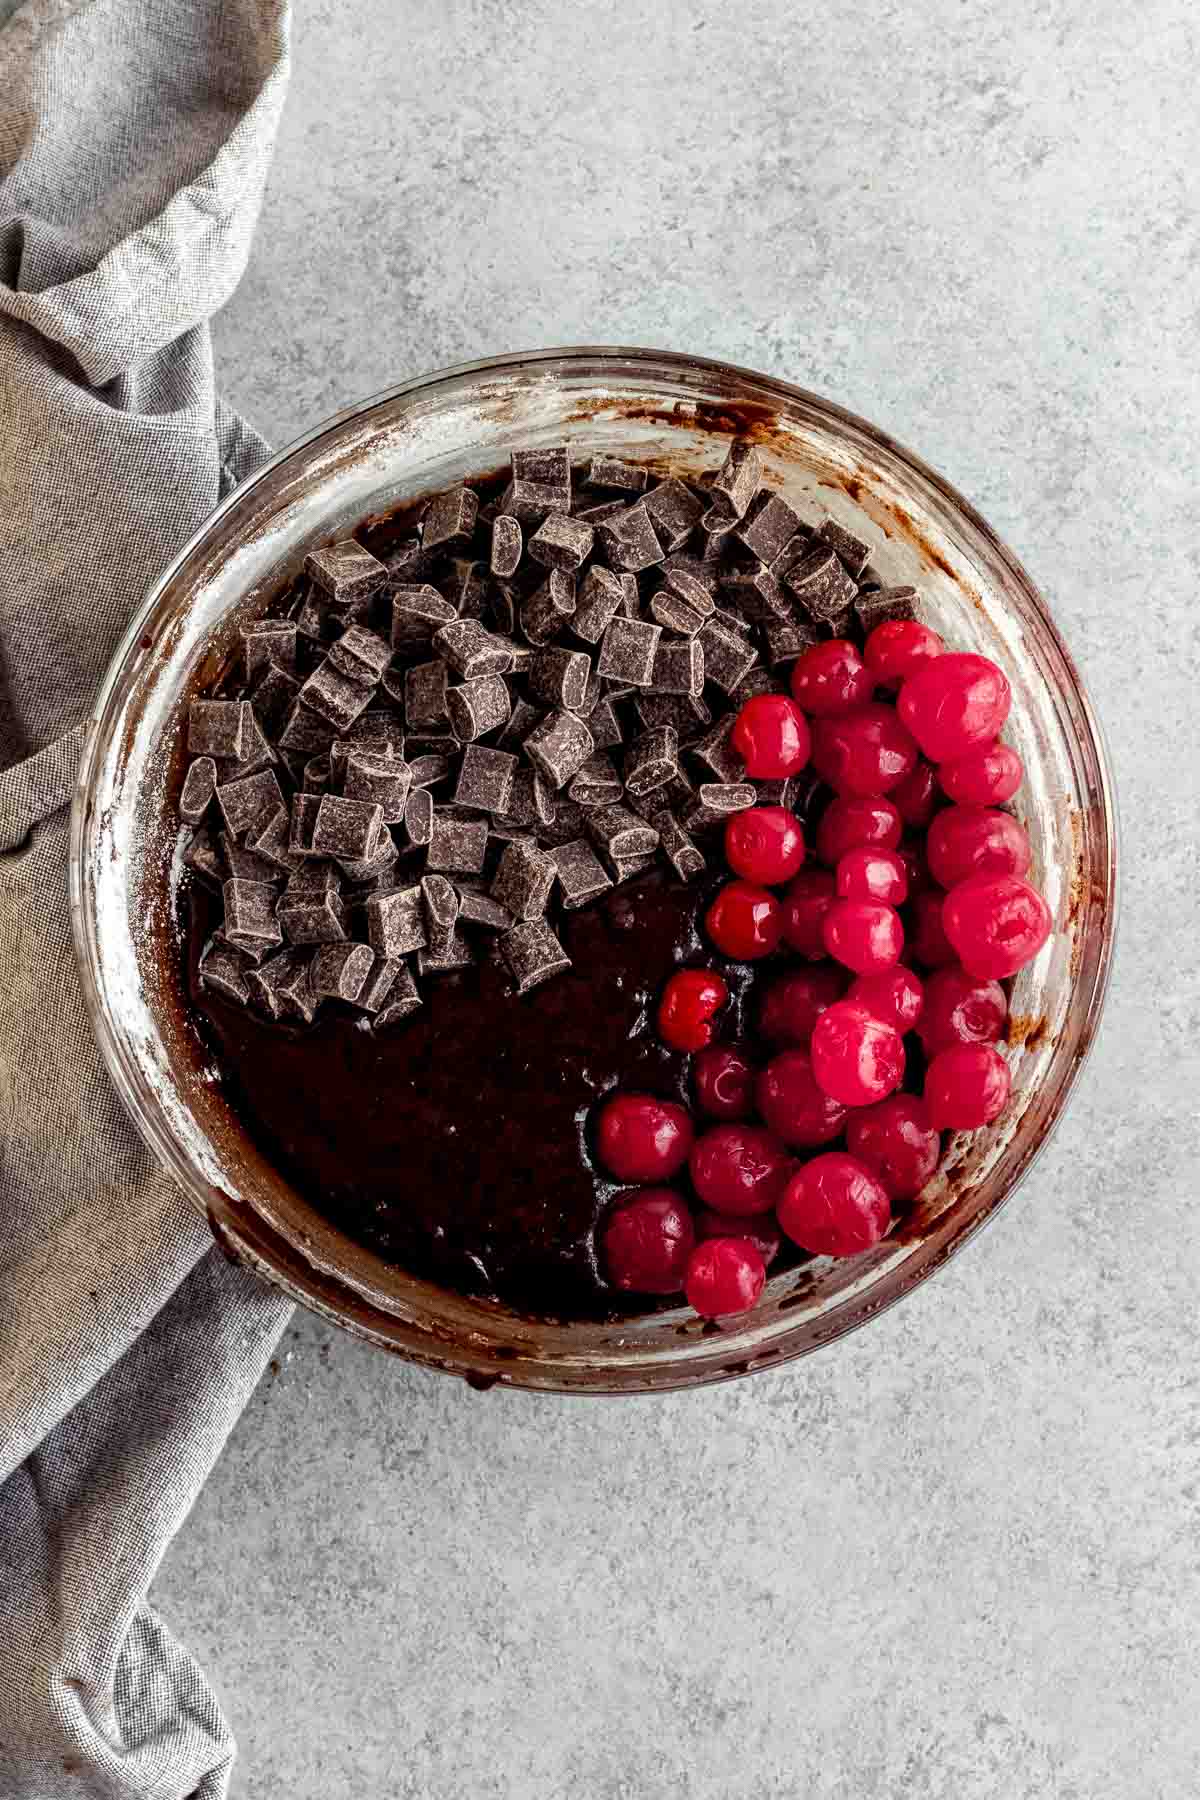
(70, 344, 1119, 1393)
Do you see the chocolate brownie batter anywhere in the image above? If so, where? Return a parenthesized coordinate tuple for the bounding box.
(188, 869, 728, 1318)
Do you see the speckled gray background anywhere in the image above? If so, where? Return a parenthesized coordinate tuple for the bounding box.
(153, 2, 1199, 1794)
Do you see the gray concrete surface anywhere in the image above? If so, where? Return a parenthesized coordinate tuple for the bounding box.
(152, 2, 1200, 1794)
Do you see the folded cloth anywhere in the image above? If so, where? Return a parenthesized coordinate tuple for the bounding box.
(0, 4, 296, 1795)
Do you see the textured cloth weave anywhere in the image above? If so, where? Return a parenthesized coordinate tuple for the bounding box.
(0, 4, 295, 1795)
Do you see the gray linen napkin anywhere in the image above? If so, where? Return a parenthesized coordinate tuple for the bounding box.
(0, 4, 298, 1796)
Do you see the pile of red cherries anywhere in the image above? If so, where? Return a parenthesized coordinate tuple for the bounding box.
(593, 625, 1052, 1322)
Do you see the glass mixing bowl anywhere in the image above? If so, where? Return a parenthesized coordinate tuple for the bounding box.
(70, 347, 1117, 1393)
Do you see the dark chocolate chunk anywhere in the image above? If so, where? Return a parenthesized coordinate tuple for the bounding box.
(821, 606, 857, 641)
(420, 871, 462, 951)
(523, 709, 595, 789)
(311, 795, 383, 862)
(609, 848, 658, 883)
(529, 646, 592, 712)
(427, 811, 489, 875)
(417, 929, 474, 976)
(489, 578, 519, 634)
(386, 536, 438, 584)
(528, 512, 594, 572)
(184, 825, 224, 887)
(305, 540, 387, 603)
(297, 661, 375, 733)
(520, 570, 577, 645)
(494, 767, 556, 833)
(198, 939, 254, 1006)
(456, 887, 514, 931)
(707, 440, 763, 522)
(279, 701, 336, 755)
(696, 616, 758, 693)
(284, 861, 339, 897)
(650, 587, 710, 636)
(372, 965, 423, 1026)
(501, 918, 571, 994)
(404, 787, 434, 848)
(344, 751, 412, 822)
(310, 941, 374, 1003)
(213, 925, 275, 969)
(624, 726, 679, 799)
(537, 795, 592, 846)
(689, 714, 746, 784)
(696, 515, 734, 556)
(854, 585, 918, 632)
(490, 514, 523, 580)
(495, 696, 543, 751)
(597, 615, 662, 687)
(549, 838, 613, 910)
(765, 619, 821, 665)
(288, 793, 324, 857)
(328, 624, 392, 686)
(188, 699, 251, 761)
(266, 948, 322, 1023)
(338, 828, 400, 884)
(180, 757, 217, 825)
(302, 755, 332, 795)
(505, 448, 571, 523)
(245, 806, 302, 872)
(421, 484, 479, 552)
(628, 766, 694, 821)
(250, 666, 301, 736)
(403, 659, 449, 731)
(454, 744, 518, 814)
(220, 831, 283, 885)
(584, 455, 647, 494)
(347, 709, 406, 755)
(491, 838, 557, 921)
(293, 588, 329, 643)
(729, 667, 780, 707)
(784, 546, 858, 622)
(441, 557, 488, 621)
(818, 518, 871, 579)
(223, 878, 283, 952)
(573, 498, 628, 524)
(720, 563, 793, 624)
(643, 478, 705, 552)
(407, 753, 453, 790)
(446, 674, 511, 743)
(663, 556, 720, 598)
(216, 769, 285, 841)
(512, 446, 571, 489)
(568, 753, 623, 810)
(583, 694, 625, 752)
(366, 885, 426, 958)
(355, 954, 404, 1015)
(769, 532, 813, 576)
(241, 619, 298, 684)
(596, 500, 664, 573)
(571, 566, 629, 645)
(222, 710, 276, 780)
(685, 783, 757, 831)
(391, 585, 459, 651)
(433, 619, 515, 680)
(652, 636, 704, 697)
(634, 693, 708, 735)
(586, 804, 659, 866)
(278, 881, 348, 945)
(736, 491, 805, 564)
(651, 810, 705, 881)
